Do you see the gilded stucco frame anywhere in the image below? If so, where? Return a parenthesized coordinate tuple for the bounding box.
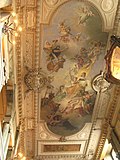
(105, 35, 120, 84)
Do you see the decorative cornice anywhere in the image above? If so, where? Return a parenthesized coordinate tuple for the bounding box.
(35, 154, 84, 160)
(34, 0, 41, 156)
(14, 0, 39, 157)
(113, 0, 120, 35)
(93, 3, 120, 157)
(94, 86, 120, 160)
(15, 7, 25, 156)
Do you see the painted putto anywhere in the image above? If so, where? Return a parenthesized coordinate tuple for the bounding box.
(41, 0, 108, 136)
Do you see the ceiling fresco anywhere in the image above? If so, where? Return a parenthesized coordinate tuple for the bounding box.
(40, 0, 109, 136)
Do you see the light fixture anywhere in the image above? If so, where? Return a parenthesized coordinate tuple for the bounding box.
(2, 13, 22, 44)
(11, 153, 26, 160)
(11, 12, 16, 17)
(18, 152, 23, 158)
(21, 157, 26, 160)
(104, 35, 120, 84)
(18, 26, 22, 32)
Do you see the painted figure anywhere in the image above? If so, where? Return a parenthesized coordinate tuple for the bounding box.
(76, 6, 94, 25)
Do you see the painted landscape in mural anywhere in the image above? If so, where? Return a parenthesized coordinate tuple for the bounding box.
(41, 1, 108, 136)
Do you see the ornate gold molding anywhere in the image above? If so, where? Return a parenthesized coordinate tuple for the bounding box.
(14, 0, 37, 156)
(14, 0, 120, 159)
(113, 0, 120, 36)
(93, 2, 120, 157)
(35, 154, 84, 160)
(14, 1, 25, 154)
(94, 86, 120, 160)
(34, 0, 41, 156)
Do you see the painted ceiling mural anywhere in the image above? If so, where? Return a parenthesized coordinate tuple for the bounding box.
(40, 0, 109, 136)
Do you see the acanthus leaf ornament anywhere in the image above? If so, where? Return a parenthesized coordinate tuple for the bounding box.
(24, 67, 51, 93)
(92, 72, 111, 93)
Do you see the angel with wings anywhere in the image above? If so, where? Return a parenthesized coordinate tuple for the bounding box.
(75, 6, 94, 25)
